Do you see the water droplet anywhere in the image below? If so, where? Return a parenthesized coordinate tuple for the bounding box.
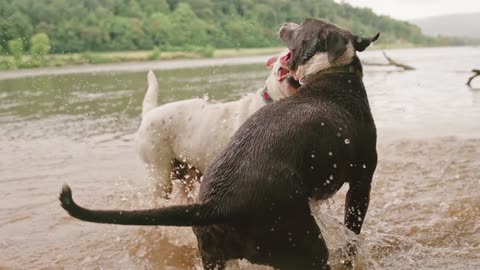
(329, 175, 334, 180)
(311, 154, 315, 158)
(333, 164, 337, 168)
(321, 122, 325, 126)
(362, 164, 367, 168)
(344, 139, 350, 144)
(328, 152, 333, 156)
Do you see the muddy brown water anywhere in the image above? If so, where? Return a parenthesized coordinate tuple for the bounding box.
(1, 47, 479, 269)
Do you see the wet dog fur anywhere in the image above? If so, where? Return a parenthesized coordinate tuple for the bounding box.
(60, 18, 379, 269)
(137, 51, 298, 198)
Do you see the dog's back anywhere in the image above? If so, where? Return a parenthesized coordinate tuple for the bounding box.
(199, 69, 376, 215)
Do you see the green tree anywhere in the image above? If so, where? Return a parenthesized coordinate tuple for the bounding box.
(30, 33, 51, 65)
(145, 12, 172, 47)
(0, 0, 450, 54)
(140, 0, 170, 15)
(0, 12, 33, 50)
(166, 3, 212, 49)
(8, 38, 24, 64)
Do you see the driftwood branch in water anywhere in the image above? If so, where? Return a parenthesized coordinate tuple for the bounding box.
(466, 69, 480, 87)
(363, 51, 415, 70)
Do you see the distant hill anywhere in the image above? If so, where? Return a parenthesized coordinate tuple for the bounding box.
(412, 12, 480, 38)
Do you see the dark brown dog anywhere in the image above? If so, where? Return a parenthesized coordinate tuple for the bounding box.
(59, 18, 379, 270)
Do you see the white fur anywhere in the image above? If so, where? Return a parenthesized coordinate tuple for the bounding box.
(295, 42, 355, 81)
(137, 54, 293, 197)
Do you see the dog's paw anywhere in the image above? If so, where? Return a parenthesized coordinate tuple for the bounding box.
(59, 184, 75, 210)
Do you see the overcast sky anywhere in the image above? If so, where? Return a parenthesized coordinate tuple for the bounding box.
(335, 0, 480, 20)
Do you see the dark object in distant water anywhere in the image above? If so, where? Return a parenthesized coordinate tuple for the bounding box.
(466, 69, 480, 87)
(363, 51, 415, 70)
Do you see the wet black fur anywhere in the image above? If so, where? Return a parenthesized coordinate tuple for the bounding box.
(60, 18, 378, 270)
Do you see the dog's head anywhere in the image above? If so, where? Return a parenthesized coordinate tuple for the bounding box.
(278, 18, 379, 81)
(264, 49, 301, 99)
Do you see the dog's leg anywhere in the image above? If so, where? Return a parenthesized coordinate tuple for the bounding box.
(344, 181, 370, 235)
(171, 160, 203, 202)
(201, 256, 226, 270)
(344, 165, 375, 235)
(194, 225, 227, 270)
(268, 209, 330, 270)
(148, 161, 174, 199)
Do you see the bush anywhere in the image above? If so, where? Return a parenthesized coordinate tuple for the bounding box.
(148, 46, 161, 60)
(7, 39, 24, 63)
(195, 45, 214, 58)
(30, 33, 51, 65)
(0, 60, 14, 70)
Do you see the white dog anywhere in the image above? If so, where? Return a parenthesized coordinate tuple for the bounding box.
(137, 51, 298, 198)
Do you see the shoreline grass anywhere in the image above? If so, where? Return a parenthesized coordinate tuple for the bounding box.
(0, 47, 286, 71)
(0, 43, 474, 71)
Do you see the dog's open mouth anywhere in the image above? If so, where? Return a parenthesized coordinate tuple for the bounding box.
(278, 50, 301, 89)
(279, 50, 292, 72)
(277, 66, 289, 81)
(277, 50, 291, 81)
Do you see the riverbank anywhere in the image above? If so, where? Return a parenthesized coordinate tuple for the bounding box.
(0, 54, 277, 80)
(0, 47, 284, 72)
(2, 41, 472, 73)
(2, 45, 478, 81)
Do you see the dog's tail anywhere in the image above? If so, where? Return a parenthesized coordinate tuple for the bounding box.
(142, 70, 158, 117)
(59, 184, 226, 226)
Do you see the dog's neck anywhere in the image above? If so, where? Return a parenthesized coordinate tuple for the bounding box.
(296, 42, 359, 83)
(300, 55, 364, 85)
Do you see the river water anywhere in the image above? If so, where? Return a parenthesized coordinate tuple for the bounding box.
(1, 46, 479, 269)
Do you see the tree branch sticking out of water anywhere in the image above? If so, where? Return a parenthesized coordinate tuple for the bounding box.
(363, 51, 415, 70)
(466, 69, 480, 87)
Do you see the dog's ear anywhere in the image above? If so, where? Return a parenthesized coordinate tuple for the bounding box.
(325, 31, 348, 63)
(352, 32, 380, 52)
(265, 55, 278, 69)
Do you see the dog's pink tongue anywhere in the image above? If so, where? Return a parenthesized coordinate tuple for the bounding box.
(280, 51, 291, 69)
(278, 67, 289, 81)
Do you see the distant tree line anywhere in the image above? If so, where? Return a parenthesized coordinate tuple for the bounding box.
(0, 0, 463, 54)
